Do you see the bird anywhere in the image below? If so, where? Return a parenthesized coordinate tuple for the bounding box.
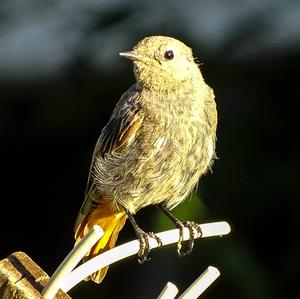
(74, 35, 217, 283)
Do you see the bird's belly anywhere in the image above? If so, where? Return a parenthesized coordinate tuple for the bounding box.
(94, 130, 214, 213)
(126, 135, 213, 211)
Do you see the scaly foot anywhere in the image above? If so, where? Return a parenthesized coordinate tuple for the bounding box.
(176, 220, 202, 256)
(135, 228, 162, 263)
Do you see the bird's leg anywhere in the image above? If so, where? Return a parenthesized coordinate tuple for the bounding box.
(125, 209, 162, 264)
(157, 204, 202, 256)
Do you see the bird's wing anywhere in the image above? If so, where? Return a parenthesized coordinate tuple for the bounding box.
(97, 95, 143, 157)
(74, 87, 143, 232)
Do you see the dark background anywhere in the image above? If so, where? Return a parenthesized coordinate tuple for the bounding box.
(1, 1, 299, 298)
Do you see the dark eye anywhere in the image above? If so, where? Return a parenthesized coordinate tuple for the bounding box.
(164, 50, 174, 60)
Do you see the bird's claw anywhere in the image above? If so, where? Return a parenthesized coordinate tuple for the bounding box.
(136, 229, 162, 264)
(176, 221, 202, 256)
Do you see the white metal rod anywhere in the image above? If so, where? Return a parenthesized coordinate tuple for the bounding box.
(61, 221, 230, 293)
(178, 266, 220, 299)
(42, 225, 103, 299)
(157, 282, 179, 299)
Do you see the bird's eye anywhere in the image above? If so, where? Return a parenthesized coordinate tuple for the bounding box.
(164, 50, 174, 60)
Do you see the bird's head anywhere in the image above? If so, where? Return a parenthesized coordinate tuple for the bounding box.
(120, 36, 202, 91)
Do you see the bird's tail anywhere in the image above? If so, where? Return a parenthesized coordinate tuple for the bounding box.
(74, 203, 127, 283)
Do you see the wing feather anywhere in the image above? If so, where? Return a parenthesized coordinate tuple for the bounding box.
(74, 86, 143, 231)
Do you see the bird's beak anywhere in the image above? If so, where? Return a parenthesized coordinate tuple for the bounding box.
(119, 51, 141, 61)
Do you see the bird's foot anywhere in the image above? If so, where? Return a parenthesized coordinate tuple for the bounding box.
(175, 221, 202, 256)
(135, 228, 162, 264)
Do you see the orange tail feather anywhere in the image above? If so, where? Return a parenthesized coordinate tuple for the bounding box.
(75, 203, 127, 283)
